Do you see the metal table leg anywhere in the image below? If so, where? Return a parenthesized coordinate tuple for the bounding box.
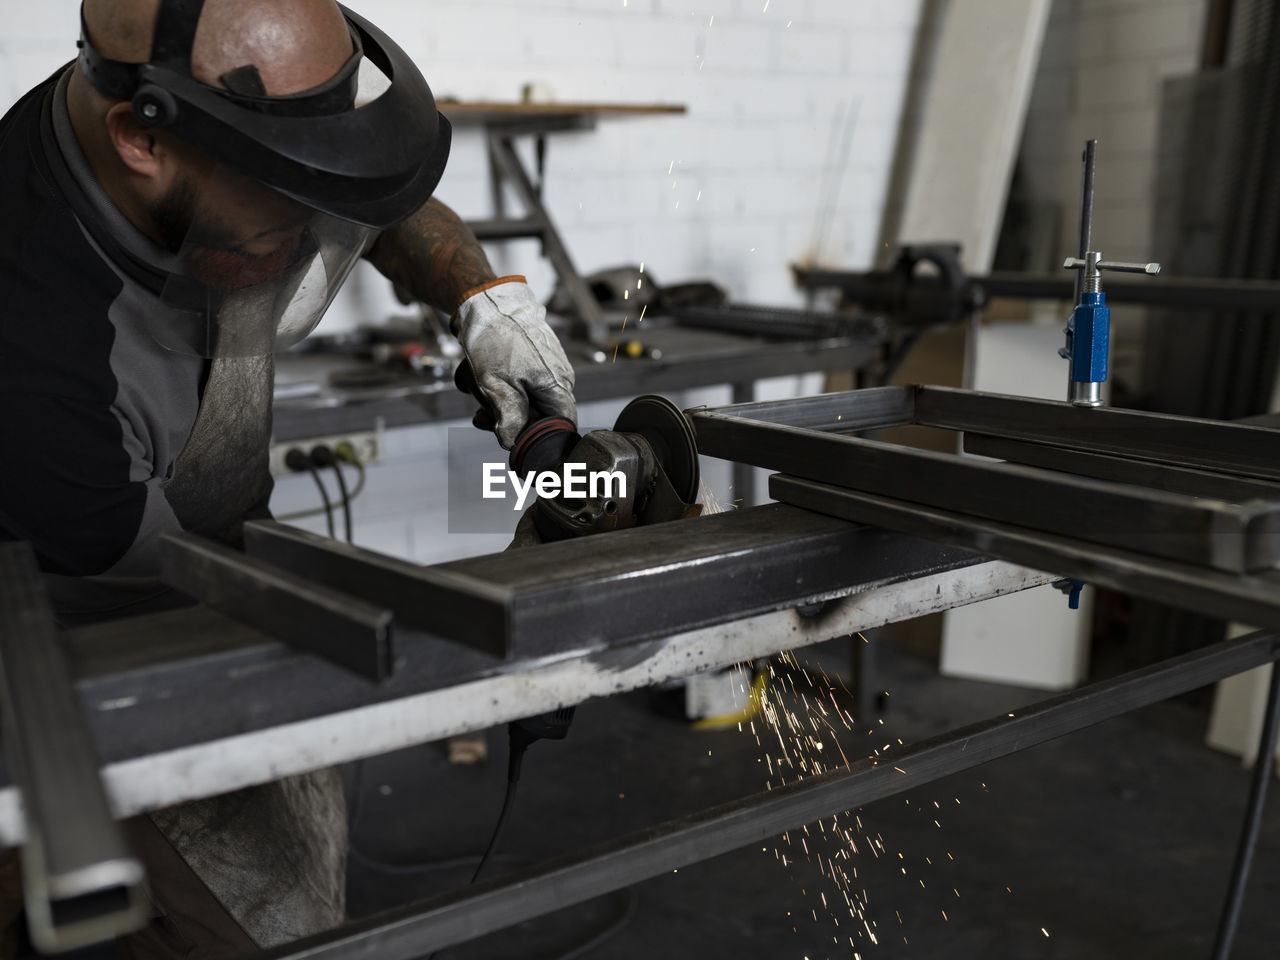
(486, 133, 609, 346)
(1210, 659, 1280, 959)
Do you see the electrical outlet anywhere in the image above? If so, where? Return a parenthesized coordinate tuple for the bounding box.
(269, 430, 380, 478)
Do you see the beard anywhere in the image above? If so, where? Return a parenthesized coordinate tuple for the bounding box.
(148, 175, 303, 291)
(150, 174, 198, 255)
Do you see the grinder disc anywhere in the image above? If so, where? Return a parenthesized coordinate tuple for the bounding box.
(613, 394, 700, 504)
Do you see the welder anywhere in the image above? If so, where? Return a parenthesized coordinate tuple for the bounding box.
(0, 0, 577, 956)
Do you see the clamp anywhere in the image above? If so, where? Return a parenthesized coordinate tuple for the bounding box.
(1059, 141, 1161, 407)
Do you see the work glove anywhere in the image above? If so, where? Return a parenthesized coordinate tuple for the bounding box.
(452, 276, 577, 448)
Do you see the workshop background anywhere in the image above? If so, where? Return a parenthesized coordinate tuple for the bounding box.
(0, 0, 1230, 565)
(5, 1, 1280, 958)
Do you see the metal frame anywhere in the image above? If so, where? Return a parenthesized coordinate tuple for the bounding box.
(0, 507, 1049, 845)
(231, 505, 981, 662)
(260, 629, 1280, 960)
(688, 385, 1280, 575)
(0, 544, 145, 951)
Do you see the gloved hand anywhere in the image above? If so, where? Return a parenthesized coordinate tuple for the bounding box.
(452, 276, 577, 448)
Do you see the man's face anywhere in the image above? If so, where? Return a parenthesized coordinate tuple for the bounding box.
(150, 164, 309, 292)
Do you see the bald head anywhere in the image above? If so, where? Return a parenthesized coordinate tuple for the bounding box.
(82, 0, 352, 96)
(68, 0, 356, 253)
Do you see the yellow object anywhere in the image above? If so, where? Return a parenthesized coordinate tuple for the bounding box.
(692, 670, 767, 730)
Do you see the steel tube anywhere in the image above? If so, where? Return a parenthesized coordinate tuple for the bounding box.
(0, 543, 145, 951)
(242, 521, 510, 657)
(160, 532, 395, 681)
(260, 629, 1280, 960)
(794, 267, 1280, 313)
(963, 434, 1280, 503)
(691, 403, 1280, 573)
(428, 502, 979, 658)
(915, 386, 1280, 482)
(768, 475, 1280, 629)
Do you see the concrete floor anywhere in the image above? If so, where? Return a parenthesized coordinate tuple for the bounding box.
(345, 636, 1280, 960)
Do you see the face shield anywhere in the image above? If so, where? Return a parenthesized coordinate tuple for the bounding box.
(77, 1, 452, 357)
(149, 164, 371, 357)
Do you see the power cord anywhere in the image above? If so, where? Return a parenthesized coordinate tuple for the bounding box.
(308, 445, 353, 542)
(348, 709, 635, 960)
(277, 451, 366, 522)
(284, 448, 335, 538)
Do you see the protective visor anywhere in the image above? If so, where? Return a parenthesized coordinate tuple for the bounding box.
(149, 162, 371, 358)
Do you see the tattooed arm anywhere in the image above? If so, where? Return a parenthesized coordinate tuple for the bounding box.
(363, 196, 577, 446)
(363, 198, 496, 313)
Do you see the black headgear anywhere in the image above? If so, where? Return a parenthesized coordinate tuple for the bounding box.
(77, 0, 452, 229)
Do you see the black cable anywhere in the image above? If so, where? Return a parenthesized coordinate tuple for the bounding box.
(285, 448, 335, 538)
(309, 445, 353, 542)
(331, 463, 353, 542)
(277, 456, 366, 522)
(308, 466, 336, 539)
(468, 779, 518, 885)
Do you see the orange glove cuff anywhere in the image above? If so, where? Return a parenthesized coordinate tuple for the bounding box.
(454, 275, 528, 314)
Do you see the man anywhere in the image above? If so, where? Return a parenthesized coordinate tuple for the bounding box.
(0, 0, 577, 955)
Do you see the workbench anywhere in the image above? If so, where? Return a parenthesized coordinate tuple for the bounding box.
(274, 321, 882, 507)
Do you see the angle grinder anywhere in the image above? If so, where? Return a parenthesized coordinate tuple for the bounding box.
(508, 394, 703, 542)
(454, 359, 702, 540)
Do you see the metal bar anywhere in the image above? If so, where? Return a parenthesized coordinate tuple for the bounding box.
(668, 303, 863, 340)
(261, 629, 1280, 960)
(768, 475, 1280, 629)
(1073, 140, 1097, 312)
(691, 405, 1280, 573)
(915, 386, 1280, 482)
(242, 521, 510, 658)
(466, 217, 546, 242)
(794, 266, 1280, 313)
(0, 543, 145, 951)
(696, 384, 916, 430)
(160, 532, 395, 682)
(965, 433, 1280, 503)
(429, 503, 981, 659)
(488, 133, 609, 344)
(1210, 657, 1280, 960)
